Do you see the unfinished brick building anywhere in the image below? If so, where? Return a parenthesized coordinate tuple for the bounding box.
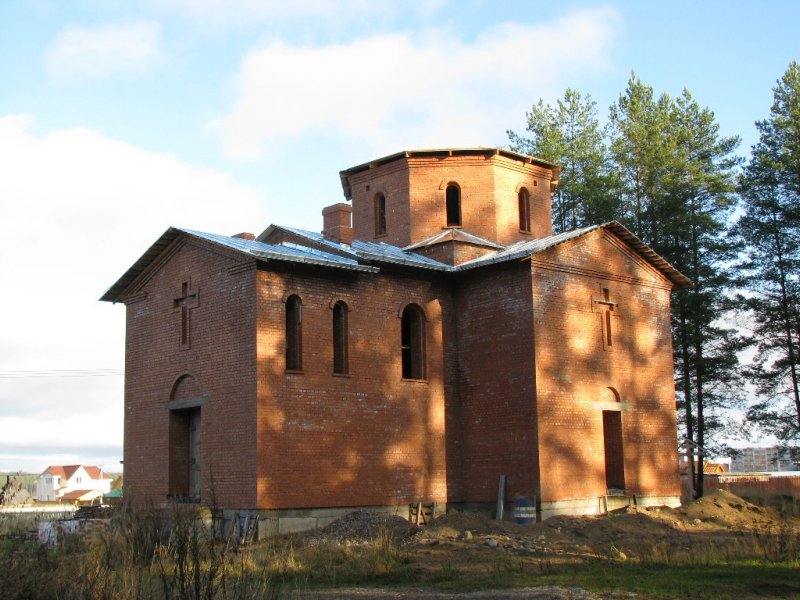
(102, 148, 689, 533)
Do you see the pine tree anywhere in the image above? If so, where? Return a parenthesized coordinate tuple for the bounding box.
(666, 90, 743, 497)
(737, 61, 800, 443)
(608, 74, 676, 245)
(610, 80, 742, 497)
(508, 88, 615, 233)
(509, 79, 743, 497)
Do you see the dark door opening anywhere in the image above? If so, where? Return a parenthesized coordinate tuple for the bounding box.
(169, 407, 201, 501)
(188, 409, 201, 500)
(602, 410, 625, 492)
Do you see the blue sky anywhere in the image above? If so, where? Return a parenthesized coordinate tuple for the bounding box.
(1, 0, 798, 473)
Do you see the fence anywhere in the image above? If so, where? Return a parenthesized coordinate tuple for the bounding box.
(682, 472, 800, 504)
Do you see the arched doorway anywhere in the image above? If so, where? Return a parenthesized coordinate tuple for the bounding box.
(168, 374, 205, 501)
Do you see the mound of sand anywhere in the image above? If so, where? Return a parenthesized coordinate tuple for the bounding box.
(683, 489, 773, 528)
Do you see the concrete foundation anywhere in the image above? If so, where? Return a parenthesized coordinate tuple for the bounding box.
(213, 495, 682, 539)
(216, 503, 443, 540)
(539, 494, 682, 520)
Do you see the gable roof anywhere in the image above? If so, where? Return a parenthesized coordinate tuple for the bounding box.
(264, 222, 690, 287)
(404, 229, 504, 251)
(261, 225, 452, 271)
(445, 222, 691, 287)
(43, 465, 78, 479)
(42, 465, 110, 481)
(83, 466, 111, 480)
(101, 221, 690, 303)
(100, 227, 379, 302)
(61, 489, 102, 501)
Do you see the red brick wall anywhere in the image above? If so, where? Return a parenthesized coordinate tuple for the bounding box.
(530, 229, 680, 503)
(255, 266, 451, 509)
(454, 262, 539, 503)
(489, 154, 553, 243)
(123, 238, 258, 508)
(348, 161, 411, 247)
(124, 235, 455, 511)
(122, 225, 679, 513)
(347, 153, 555, 248)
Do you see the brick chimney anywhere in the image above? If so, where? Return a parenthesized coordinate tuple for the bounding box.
(321, 203, 353, 244)
(232, 232, 255, 240)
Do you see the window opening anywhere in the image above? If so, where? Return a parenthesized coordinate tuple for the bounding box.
(333, 301, 349, 374)
(374, 193, 387, 236)
(401, 304, 426, 379)
(285, 295, 303, 371)
(518, 188, 531, 233)
(445, 184, 461, 227)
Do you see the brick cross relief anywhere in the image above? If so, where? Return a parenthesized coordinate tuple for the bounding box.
(174, 280, 198, 349)
(593, 287, 618, 348)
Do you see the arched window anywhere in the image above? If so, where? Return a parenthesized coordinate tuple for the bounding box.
(445, 183, 461, 227)
(374, 193, 387, 236)
(332, 301, 349, 375)
(401, 304, 426, 379)
(285, 295, 302, 371)
(518, 187, 531, 233)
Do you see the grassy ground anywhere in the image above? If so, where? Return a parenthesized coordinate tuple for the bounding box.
(411, 557, 800, 598)
(0, 496, 798, 600)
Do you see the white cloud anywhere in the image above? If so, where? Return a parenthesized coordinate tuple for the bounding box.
(138, 0, 445, 27)
(44, 20, 162, 82)
(209, 7, 620, 159)
(0, 115, 268, 472)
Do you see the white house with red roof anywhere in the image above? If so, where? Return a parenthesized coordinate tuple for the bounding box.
(35, 465, 113, 503)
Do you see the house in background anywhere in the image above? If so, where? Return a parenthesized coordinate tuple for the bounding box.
(103, 148, 688, 533)
(35, 465, 113, 502)
(731, 447, 798, 472)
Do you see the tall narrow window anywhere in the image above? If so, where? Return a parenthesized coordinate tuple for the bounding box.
(401, 304, 426, 379)
(285, 295, 302, 371)
(332, 301, 349, 375)
(518, 188, 531, 233)
(445, 184, 461, 227)
(374, 193, 387, 236)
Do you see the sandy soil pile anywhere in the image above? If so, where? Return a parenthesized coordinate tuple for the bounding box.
(412, 490, 798, 559)
(310, 491, 797, 560)
(300, 492, 798, 598)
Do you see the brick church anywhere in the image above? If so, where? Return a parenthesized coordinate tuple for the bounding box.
(102, 148, 688, 531)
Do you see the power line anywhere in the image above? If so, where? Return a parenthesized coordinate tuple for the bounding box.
(0, 369, 123, 379)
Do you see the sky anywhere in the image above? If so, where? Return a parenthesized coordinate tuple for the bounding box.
(1, 0, 798, 473)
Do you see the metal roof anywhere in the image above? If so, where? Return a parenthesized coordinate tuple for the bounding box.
(101, 221, 690, 303)
(404, 228, 504, 251)
(100, 227, 378, 302)
(256, 223, 690, 286)
(455, 221, 691, 288)
(261, 224, 452, 271)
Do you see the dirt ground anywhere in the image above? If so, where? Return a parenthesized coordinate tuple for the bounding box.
(301, 490, 800, 599)
(417, 489, 789, 558)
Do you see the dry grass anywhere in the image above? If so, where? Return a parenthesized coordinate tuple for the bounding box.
(1, 493, 799, 599)
(0, 505, 415, 599)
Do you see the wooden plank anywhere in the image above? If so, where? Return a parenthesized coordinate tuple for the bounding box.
(496, 475, 507, 520)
